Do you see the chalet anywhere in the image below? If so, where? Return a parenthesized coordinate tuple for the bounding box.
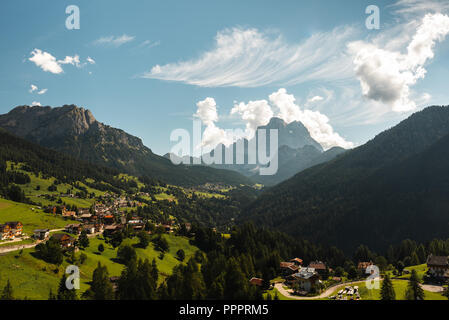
(51, 233, 75, 248)
(94, 223, 104, 233)
(358, 261, 374, 275)
(83, 224, 96, 234)
(104, 215, 115, 225)
(427, 255, 449, 280)
(249, 277, 263, 287)
(280, 262, 300, 276)
(33, 229, 50, 240)
(65, 224, 82, 235)
(308, 261, 327, 276)
(78, 214, 93, 222)
(62, 211, 77, 218)
(5, 221, 23, 237)
(0, 224, 12, 240)
(287, 267, 320, 293)
(103, 224, 123, 236)
(290, 258, 303, 266)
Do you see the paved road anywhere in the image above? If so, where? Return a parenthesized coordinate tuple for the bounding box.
(0, 228, 67, 254)
(274, 280, 368, 300)
(275, 279, 445, 300)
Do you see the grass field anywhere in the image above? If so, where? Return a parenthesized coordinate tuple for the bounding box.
(0, 198, 68, 235)
(0, 233, 200, 299)
(325, 278, 445, 300)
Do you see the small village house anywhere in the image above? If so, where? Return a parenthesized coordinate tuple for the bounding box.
(308, 260, 327, 276)
(427, 255, 449, 281)
(249, 277, 264, 287)
(65, 223, 82, 235)
(0, 221, 23, 240)
(33, 229, 50, 240)
(51, 233, 75, 248)
(287, 267, 320, 294)
(280, 262, 300, 276)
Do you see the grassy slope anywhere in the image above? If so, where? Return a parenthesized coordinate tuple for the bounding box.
(0, 234, 200, 299)
(0, 198, 67, 234)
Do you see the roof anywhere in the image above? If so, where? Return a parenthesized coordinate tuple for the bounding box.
(290, 258, 303, 264)
(4, 221, 22, 228)
(427, 255, 449, 267)
(293, 267, 318, 280)
(51, 233, 74, 241)
(308, 261, 326, 270)
(280, 262, 295, 268)
(249, 278, 263, 286)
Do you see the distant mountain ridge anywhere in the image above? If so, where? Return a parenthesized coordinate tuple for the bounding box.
(242, 105, 449, 252)
(207, 117, 345, 185)
(0, 105, 252, 186)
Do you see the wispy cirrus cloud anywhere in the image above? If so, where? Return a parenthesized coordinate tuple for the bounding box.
(93, 34, 135, 47)
(389, 0, 449, 17)
(142, 26, 358, 87)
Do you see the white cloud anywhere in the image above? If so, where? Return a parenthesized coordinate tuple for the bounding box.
(194, 98, 234, 150)
(142, 26, 357, 87)
(37, 88, 47, 95)
(307, 96, 324, 103)
(31, 101, 41, 106)
(93, 34, 135, 47)
(87, 56, 96, 64)
(197, 89, 353, 151)
(137, 40, 160, 49)
(231, 100, 273, 138)
(29, 84, 38, 93)
(29, 49, 64, 74)
(29, 49, 93, 73)
(390, 0, 449, 17)
(348, 13, 449, 112)
(268, 89, 354, 150)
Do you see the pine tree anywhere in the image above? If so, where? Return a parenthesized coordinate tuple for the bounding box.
(405, 270, 425, 300)
(0, 280, 14, 300)
(78, 230, 89, 248)
(85, 262, 114, 300)
(380, 274, 395, 300)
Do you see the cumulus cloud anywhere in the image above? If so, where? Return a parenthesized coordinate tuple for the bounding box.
(31, 101, 41, 106)
(348, 13, 449, 112)
(231, 100, 273, 138)
(268, 89, 354, 150)
(29, 84, 47, 95)
(196, 89, 353, 151)
(194, 98, 234, 150)
(93, 34, 135, 47)
(29, 49, 64, 74)
(143, 26, 357, 87)
(29, 49, 94, 74)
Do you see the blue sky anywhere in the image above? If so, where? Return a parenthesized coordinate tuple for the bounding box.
(1, 0, 449, 155)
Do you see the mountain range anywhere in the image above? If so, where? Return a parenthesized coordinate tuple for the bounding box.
(206, 117, 347, 185)
(242, 105, 449, 252)
(0, 105, 252, 187)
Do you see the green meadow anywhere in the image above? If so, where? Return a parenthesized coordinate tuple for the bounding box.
(0, 233, 200, 299)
